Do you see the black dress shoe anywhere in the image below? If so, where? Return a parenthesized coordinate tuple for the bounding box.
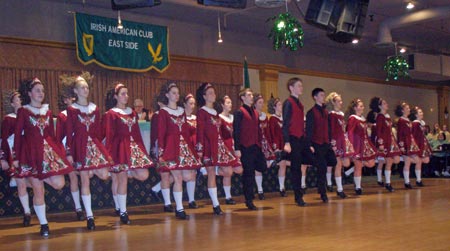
(377, 181, 385, 187)
(225, 198, 236, 205)
(245, 200, 257, 210)
(212, 206, 223, 215)
(320, 194, 329, 203)
(385, 184, 394, 192)
(416, 181, 424, 187)
(87, 217, 95, 230)
(404, 183, 413, 189)
(175, 210, 189, 220)
(40, 224, 50, 237)
(336, 191, 347, 199)
(120, 212, 131, 224)
(23, 214, 31, 227)
(76, 210, 85, 221)
(163, 204, 174, 213)
(258, 192, 265, 200)
(151, 190, 164, 202)
(280, 190, 287, 197)
(296, 197, 307, 207)
(114, 209, 120, 216)
(327, 185, 334, 192)
(188, 201, 199, 209)
(355, 188, 363, 195)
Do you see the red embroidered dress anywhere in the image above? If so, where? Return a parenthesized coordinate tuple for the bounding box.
(268, 114, 283, 151)
(396, 117, 420, 156)
(157, 107, 201, 171)
(259, 112, 275, 160)
(13, 105, 73, 179)
(66, 103, 113, 171)
(104, 107, 153, 173)
(196, 106, 238, 167)
(219, 113, 241, 167)
(411, 120, 432, 158)
(1, 113, 17, 177)
(329, 111, 355, 158)
(347, 114, 377, 161)
(55, 110, 68, 146)
(186, 114, 197, 147)
(375, 113, 401, 158)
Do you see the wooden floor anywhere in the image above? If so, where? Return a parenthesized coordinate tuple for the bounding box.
(0, 178, 449, 251)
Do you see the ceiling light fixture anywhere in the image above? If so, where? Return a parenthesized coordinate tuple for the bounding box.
(406, 2, 415, 10)
(352, 39, 359, 44)
(217, 14, 223, 43)
(117, 11, 123, 30)
(399, 47, 406, 53)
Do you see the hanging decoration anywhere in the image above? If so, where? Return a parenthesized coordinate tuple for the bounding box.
(268, 12, 304, 51)
(383, 56, 409, 81)
(267, 1, 304, 51)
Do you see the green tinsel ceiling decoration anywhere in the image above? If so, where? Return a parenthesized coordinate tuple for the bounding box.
(268, 12, 304, 51)
(384, 55, 409, 81)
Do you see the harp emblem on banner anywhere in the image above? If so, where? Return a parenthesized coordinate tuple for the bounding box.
(82, 33, 94, 56)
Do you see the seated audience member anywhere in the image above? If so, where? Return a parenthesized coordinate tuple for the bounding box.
(430, 132, 450, 177)
(133, 98, 151, 121)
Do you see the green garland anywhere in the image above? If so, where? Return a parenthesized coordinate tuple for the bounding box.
(268, 12, 304, 51)
(384, 55, 409, 81)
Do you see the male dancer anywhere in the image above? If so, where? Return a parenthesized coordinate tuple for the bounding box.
(305, 88, 337, 203)
(282, 78, 310, 206)
(233, 88, 267, 210)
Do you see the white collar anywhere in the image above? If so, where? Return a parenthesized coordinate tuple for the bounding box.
(400, 116, 410, 122)
(186, 114, 196, 120)
(111, 107, 132, 115)
(161, 106, 184, 116)
(330, 110, 344, 116)
(219, 113, 233, 123)
(201, 106, 217, 116)
(259, 112, 267, 120)
(60, 110, 67, 116)
(71, 102, 97, 114)
(23, 104, 49, 115)
(271, 114, 283, 121)
(414, 119, 425, 126)
(350, 114, 366, 121)
(6, 113, 17, 118)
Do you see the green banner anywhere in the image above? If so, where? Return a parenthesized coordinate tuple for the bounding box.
(74, 12, 169, 72)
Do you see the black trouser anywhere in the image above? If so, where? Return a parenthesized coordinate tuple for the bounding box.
(241, 145, 267, 202)
(312, 143, 337, 195)
(289, 136, 313, 193)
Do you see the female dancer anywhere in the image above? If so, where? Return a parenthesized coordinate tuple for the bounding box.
(370, 97, 401, 192)
(183, 93, 201, 209)
(1, 90, 33, 226)
(395, 102, 421, 188)
(65, 73, 113, 229)
(409, 106, 431, 186)
(157, 83, 201, 219)
(13, 78, 73, 237)
(218, 95, 243, 204)
(56, 77, 84, 221)
(149, 98, 175, 212)
(325, 92, 355, 198)
(268, 97, 289, 197)
(196, 82, 238, 215)
(253, 93, 275, 200)
(104, 82, 153, 224)
(346, 98, 376, 195)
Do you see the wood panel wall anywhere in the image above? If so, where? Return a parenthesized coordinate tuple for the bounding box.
(0, 37, 243, 117)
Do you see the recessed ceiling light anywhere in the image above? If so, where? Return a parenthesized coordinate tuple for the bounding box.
(352, 39, 359, 44)
(400, 48, 406, 53)
(406, 2, 415, 9)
